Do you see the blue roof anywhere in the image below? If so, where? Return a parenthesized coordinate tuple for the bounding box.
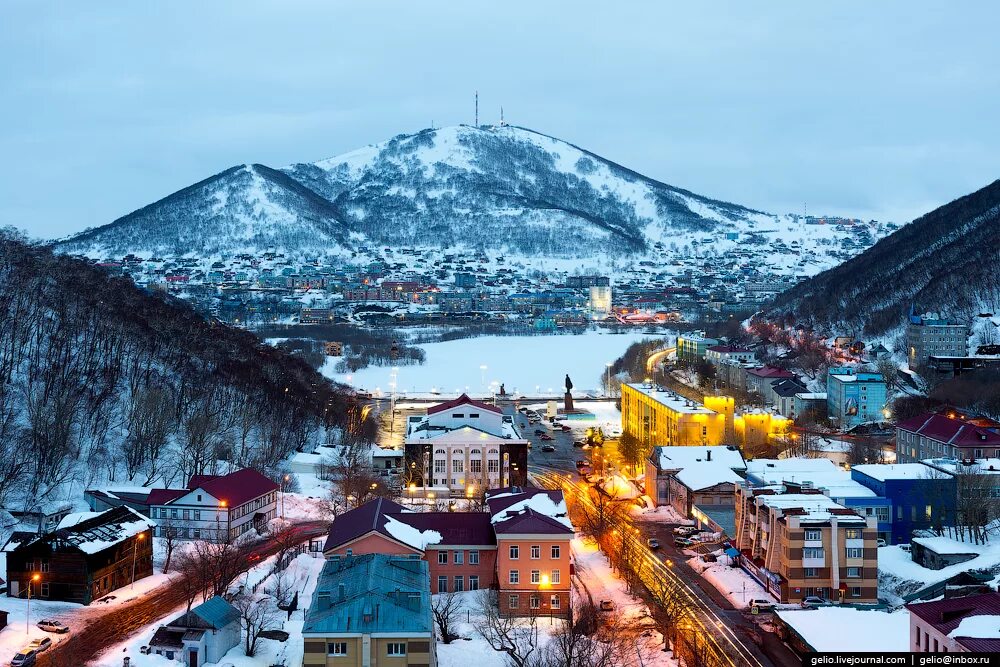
(169, 596, 240, 630)
(303, 554, 432, 636)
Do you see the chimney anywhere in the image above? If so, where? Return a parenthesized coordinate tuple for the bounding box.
(338, 583, 346, 602)
(706, 449, 712, 461)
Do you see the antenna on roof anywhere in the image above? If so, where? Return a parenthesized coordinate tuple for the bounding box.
(500, 106, 506, 126)
(475, 91, 479, 127)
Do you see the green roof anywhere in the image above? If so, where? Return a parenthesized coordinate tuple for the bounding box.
(303, 554, 432, 635)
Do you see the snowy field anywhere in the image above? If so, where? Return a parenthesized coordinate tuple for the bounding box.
(325, 330, 667, 397)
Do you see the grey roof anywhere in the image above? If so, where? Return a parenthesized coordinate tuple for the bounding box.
(303, 554, 432, 636)
(168, 596, 240, 630)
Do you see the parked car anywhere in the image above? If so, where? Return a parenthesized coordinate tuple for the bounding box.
(674, 537, 695, 548)
(599, 600, 615, 611)
(9, 651, 36, 667)
(673, 526, 697, 536)
(541, 445, 556, 453)
(572, 440, 586, 448)
(575, 459, 589, 468)
(36, 620, 69, 634)
(747, 598, 775, 611)
(900, 544, 912, 553)
(534, 429, 545, 435)
(876, 538, 887, 547)
(646, 538, 660, 549)
(25, 639, 51, 654)
(559, 425, 571, 432)
(800, 596, 827, 608)
(540, 434, 554, 441)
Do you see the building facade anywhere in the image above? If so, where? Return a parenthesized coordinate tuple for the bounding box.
(621, 383, 726, 447)
(676, 334, 720, 362)
(906, 314, 968, 370)
(826, 367, 887, 429)
(850, 464, 957, 545)
(895, 410, 1000, 462)
(906, 592, 1000, 653)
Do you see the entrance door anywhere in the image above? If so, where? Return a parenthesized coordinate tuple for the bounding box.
(188, 649, 198, 667)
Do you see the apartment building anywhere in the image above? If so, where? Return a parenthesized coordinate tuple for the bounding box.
(404, 394, 528, 497)
(303, 554, 436, 667)
(906, 591, 1000, 653)
(734, 484, 878, 603)
(487, 488, 574, 619)
(621, 383, 726, 447)
(826, 367, 887, 430)
(906, 314, 968, 370)
(704, 345, 755, 366)
(645, 446, 747, 522)
(895, 409, 1000, 462)
(676, 334, 719, 362)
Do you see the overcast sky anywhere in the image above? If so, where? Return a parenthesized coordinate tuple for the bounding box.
(2, 2, 998, 239)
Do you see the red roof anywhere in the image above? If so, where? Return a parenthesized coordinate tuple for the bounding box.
(906, 592, 1000, 649)
(897, 412, 1000, 447)
(147, 489, 187, 506)
(187, 469, 279, 508)
(747, 366, 794, 379)
(426, 393, 501, 416)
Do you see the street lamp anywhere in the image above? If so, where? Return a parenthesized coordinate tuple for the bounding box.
(26, 573, 40, 633)
(605, 362, 613, 397)
(131, 532, 146, 589)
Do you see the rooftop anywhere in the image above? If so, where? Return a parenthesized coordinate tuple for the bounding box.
(754, 493, 867, 525)
(897, 412, 1000, 447)
(5, 506, 154, 555)
(624, 383, 717, 415)
(426, 393, 501, 416)
(746, 458, 875, 499)
(851, 463, 941, 482)
(486, 487, 574, 534)
(907, 592, 1000, 651)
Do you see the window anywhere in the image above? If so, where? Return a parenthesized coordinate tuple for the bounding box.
(845, 528, 862, 539)
(454, 576, 464, 592)
(530, 594, 540, 609)
(454, 550, 464, 564)
(925, 505, 932, 521)
(469, 575, 480, 591)
(346, 548, 353, 556)
(193, 529, 201, 539)
(530, 545, 540, 559)
(328, 642, 347, 656)
(470, 459, 482, 474)
(438, 551, 448, 564)
(509, 545, 519, 560)
(488, 459, 499, 473)
(551, 594, 561, 609)
(194, 511, 201, 520)
(551, 570, 560, 584)
(846, 548, 863, 559)
(387, 642, 407, 656)
(875, 507, 889, 522)
(171, 509, 178, 519)
(850, 586, 862, 598)
(40, 582, 49, 597)
(804, 529, 821, 541)
(803, 567, 817, 578)
(509, 570, 519, 585)
(40, 560, 49, 573)
(551, 545, 560, 559)
(453, 460, 464, 474)
(183, 509, 190, 520)
(847, 567, 861, 578)
(896, 506, 902, 520)
(509, 594, 519, 609)
(803, 547, 824, 559)
(452, 413, 464, 418)
(438, 575, 448, 593)
(531, 570, 540, 584)
(434, 460, 446, 474)
(469, 550, 480, 565)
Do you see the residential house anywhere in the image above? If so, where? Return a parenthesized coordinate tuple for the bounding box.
(4, 506, 154, 604)
(851, 464, 956, 544)
(148, 468, 278, 541)
(745, 367, 796, 406)
(895, 410, 1000, 462)
(403, 394, 529, 498)
(645, 446, 746, 534)
(321, 498, 498, 594)
(734, 484, 878, 604)
(487, 488, 574, 619)
(907, 591, 1000, 653)
(303, 554, 436, 667)
(826, 367, 887, 429)
(148, 596, 241, 665)
(705, 345, 755, 366)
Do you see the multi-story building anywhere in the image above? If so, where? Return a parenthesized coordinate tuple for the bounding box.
(850, 463, 957, 544)
(906, 313, 968, 370)
(645, 446, 746, 531)
(676, 334, 719, 362)
(734, 484, 878, 604)
(487, 488, 574, 619)
(148, 468, 278, 541)
(403, 394, 529, 497)
(303, 554, 437, 667)
(704, 345, 755, 366)
(826, 367, 887, 429)
(906, 591, 1000, 653)
(895, 410, 1000, 462)
(566, 275, 610, 288)
(588, 285, 612, 317)
(745, 367, 796, 405)
(621, 383, 726, 447)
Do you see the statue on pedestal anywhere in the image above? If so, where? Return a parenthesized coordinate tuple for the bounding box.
(564, 374, 574, 412)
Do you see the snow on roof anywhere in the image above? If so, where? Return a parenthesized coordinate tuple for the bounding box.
(949, 615, 1000, 639)
(756, 494, 867, 524)
(382, 515, 442, 551)
(776, 608, 910, 652)
(852, 463, 939, 481)
(675, 465, 744, 491)
(912, 536, 984, 555)
(925, 458, 1000, 475)
(655, 446, 746, 472)
(57, 512, 103, 530)
(747, 458, 875, 499)
(624, 384, 717, 415)
(489, 492, 573, 530)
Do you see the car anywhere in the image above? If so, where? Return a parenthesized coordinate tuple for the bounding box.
(540, 434, 554, 441)
(899, 544, 912, 553)
(25, 639, 51, 654)
(599, 600, 615, 612)
(575, 459, 589, 468)
(876, 538, 887, 547)
(559, 425, 571, 432)
(9, 651, 36, 667)
(534, 429, 545, 435)
(747, 598, 775, 612)
(541, 445, 555, 453)
(800, 596, 827, 608)
(36, 620, 69, 634)
(673, 526, 697, 536)
(674, 537, 695, 548)
(572, 440, 586, 448)
(646, 538, 660, 549)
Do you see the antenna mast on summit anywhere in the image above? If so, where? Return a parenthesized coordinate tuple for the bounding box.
(475, 91, 479, 127)
(500, 106, 505, 126)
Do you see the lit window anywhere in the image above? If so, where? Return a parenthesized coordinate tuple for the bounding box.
(328, 642, 347, 656)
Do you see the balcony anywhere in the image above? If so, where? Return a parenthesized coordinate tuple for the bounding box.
(802, 557, 826, 568)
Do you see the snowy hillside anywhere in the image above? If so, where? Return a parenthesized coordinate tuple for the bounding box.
(54, 125, 889, 272)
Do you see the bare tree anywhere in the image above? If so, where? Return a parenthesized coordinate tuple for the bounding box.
(477, 589, 540, 667)
(160, 519, 180, 573)
(645, 573, 698, 656)
(232, 590, 280, 657)
(174, 550, 208, 612)
(431, 591, 463, 644)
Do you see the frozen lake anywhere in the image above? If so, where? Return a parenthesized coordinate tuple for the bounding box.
(324, 329, 670, 398)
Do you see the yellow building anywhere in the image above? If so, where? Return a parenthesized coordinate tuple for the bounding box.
(734, 411, 791, 451)
(621, 383, 726, 446)
(703, 395, 735, 442)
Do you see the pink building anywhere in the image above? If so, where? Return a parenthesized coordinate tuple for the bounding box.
(906, 592, 1000, 653)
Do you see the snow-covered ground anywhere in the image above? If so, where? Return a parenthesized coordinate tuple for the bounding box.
(325, 330, 667, 397)
(879, 535, 1000, 587)
(525, 400, 623, 438)
(775, 607, 911, 652)
(686, 555, 772, 609)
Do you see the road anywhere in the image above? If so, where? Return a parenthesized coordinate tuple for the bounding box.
(37, 521, 330, 667)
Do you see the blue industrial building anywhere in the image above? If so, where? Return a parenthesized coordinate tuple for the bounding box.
(851, 464, 956, 545)
(826, 367, 887, 429)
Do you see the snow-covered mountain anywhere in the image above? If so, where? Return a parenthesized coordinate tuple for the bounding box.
(58, 125, 786, 258)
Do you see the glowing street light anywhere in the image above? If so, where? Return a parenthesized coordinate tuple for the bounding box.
(131, 532, 146, 589)
(26, 573, 40, 633)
